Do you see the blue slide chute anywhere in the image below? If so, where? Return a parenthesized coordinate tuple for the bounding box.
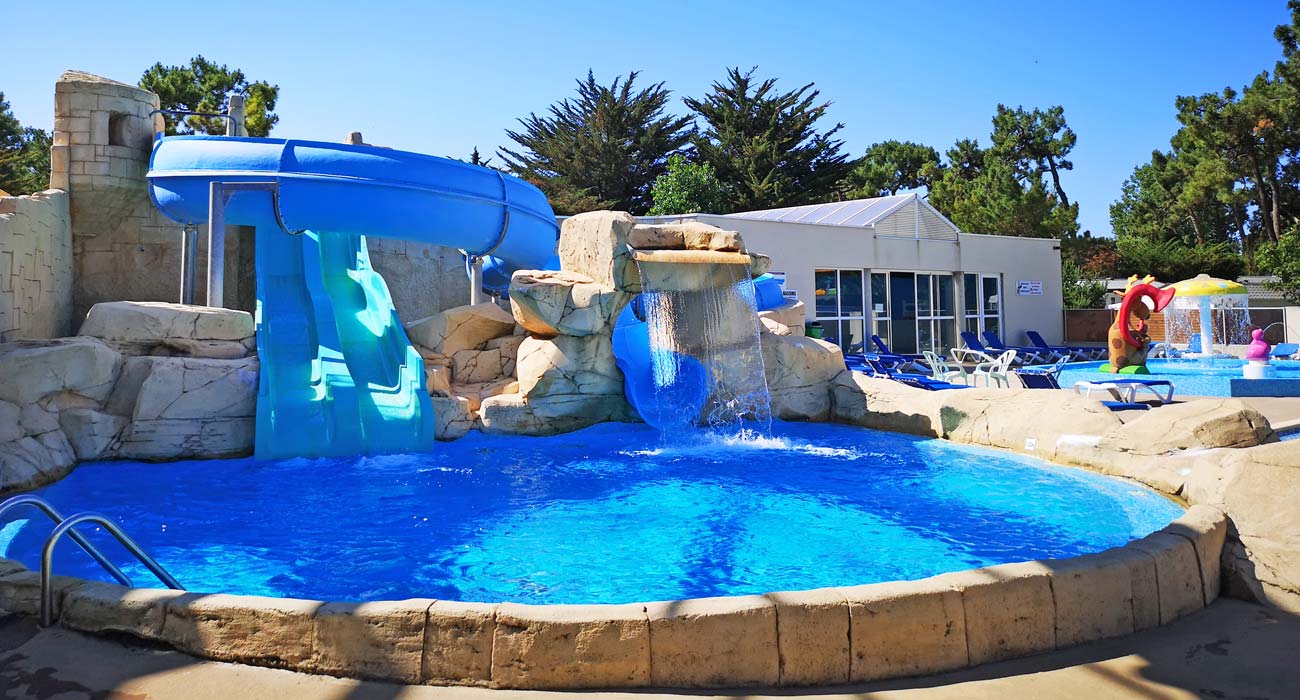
(149, 136, 557, 459)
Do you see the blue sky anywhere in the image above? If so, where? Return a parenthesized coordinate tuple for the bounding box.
(3, 1, 1291, 236)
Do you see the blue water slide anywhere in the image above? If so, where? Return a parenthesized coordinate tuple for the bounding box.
(148, 136, 558, 459)
(611, 274, 791, 425)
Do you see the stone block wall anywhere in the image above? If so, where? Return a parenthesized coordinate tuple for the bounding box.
(51, 71, 259, 321)
(366, 235, 470, 321)
(0, 190, 73, 340)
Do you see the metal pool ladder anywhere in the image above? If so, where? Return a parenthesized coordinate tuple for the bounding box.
(0, 495, 183, 626)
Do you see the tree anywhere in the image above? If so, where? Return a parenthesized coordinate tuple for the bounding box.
(1061, 258, 1108, 309)
(839, 140, 940, 198)
(0, 92, 51, 195)
(990, 105, 1077, 207)
(1110, 150, 1244, 250)
(648, 154, 729, 215)
(1114, 236, 1245, 281)
(500, 71, 693, 215)
(926, 138, 1079, 239)
(685, 67, 851, 211)
(1257, 230, 1300, 302)
(139, 56, 279, 137)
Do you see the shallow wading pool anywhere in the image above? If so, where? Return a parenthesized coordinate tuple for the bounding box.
(0, 422, 1182, 605)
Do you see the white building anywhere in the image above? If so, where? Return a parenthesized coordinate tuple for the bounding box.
(639, 193, 1065, 355)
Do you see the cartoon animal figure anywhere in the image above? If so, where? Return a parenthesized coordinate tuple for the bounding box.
(1106, 275, 1177, 374)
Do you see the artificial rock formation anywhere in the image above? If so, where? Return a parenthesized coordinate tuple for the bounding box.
(407, 302, 527, 439)
(0, 302, 259, 494)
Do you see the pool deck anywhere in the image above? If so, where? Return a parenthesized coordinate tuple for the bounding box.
(2, 599, 1297, 699)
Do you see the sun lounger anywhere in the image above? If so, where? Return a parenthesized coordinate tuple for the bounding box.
(1271, 343, 1299, 360)
(1025, 330, 1104, 361)
(1073, 379, 1174, 404)
(981, 331, 1059, 364)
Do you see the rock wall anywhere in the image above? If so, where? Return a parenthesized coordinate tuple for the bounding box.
(0, 190, 73, 340)
(0, 302, 257, 495)
(830, 372, 1300, 612)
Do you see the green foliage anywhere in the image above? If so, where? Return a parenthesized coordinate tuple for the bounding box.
(684, 67, 851, 211)
(838, 140, 940, 198)
(1114, 236, 1245, 282)
(0, 92, 51, 195)
(500, 71, 693, 215)
(1060, 258, 1108, 309)
(139, 56, 279, 137)
(926, 139, 1079, 239)
(989, 104, 1077, 206)
(1111, 150, 1245, 248)
(648, 154, 729, 215)
(1256, 230, 1300, 303)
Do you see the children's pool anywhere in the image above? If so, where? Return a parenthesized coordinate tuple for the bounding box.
(0, 422, 1182, 605)
(1057, 358, 1300, 398)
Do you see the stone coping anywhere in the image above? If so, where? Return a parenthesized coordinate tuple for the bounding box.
(0, 505, 1227, 690)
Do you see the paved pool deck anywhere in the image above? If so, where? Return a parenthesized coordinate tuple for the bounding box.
(2, 599, 1297, 700)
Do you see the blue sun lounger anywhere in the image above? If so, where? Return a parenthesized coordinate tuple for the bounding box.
(981, 331, 1060, 364)
(853, 355, 970, 390)
(1025, 330, 1104, 361)
(1272, 342, 1299, 360)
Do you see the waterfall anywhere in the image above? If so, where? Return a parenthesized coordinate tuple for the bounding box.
(634, 259, 772, 435)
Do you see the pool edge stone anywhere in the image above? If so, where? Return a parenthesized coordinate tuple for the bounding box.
(422, 600, 496, 685)
(936, 561, 1056, 666)
(765, 587, 851, 686)
(490, 601, 650, 689)
(645, 594, 779, 688)
(159, 592, 322, 668)
(841, 577, 968, 683)
(312, 598, 435, 683)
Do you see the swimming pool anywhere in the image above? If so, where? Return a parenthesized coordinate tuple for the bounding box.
(0, 422, 1182, 605)
(1057, 358, 1300, 397)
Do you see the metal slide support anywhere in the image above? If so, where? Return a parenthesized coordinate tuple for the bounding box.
(180, 224, 198, 305)
(469, 256, 485, 305)
(0, 495, 130, 587)
(41, 512, 183, 627)
(208, 181, 226, 307)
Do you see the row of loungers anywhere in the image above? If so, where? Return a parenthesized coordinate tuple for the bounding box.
(847, 341, 1171, 412)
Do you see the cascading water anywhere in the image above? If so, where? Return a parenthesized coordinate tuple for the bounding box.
(633, 259, 772, 435)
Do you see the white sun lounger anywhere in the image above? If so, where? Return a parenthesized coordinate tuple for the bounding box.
(1073, 380, 1175, 404)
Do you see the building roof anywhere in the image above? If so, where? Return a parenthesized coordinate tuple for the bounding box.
(721, 194, 921, 225)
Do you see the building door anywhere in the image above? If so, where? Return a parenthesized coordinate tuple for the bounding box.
(890, 272, 918, 354)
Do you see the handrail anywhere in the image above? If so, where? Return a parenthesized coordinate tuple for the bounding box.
(148, 109, 237, 127)
(0, 495, 130, 587)
(41, 512, 183, 627)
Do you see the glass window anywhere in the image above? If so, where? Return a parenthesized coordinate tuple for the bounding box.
(939, 318, 957, 354)
(870, 273, 888, 316)
(840, 319, 866, 354)
(985, 317, 999, 338)
(815, 269, 838, 317)
(918, 320, 934, 354)
(982, 276, 1000, 315)
(873, 320, 890, 348)
(937, 275, 955, 317)
(964, 274, 979, 315)
(916, 274, 932, 316)
(840, 270, 864, 317)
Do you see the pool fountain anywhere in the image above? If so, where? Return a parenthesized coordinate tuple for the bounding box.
(1163, 274, 1252, 356)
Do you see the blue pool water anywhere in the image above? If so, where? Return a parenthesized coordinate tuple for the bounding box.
(0, 422, 1182, 605)
(1057, 358, 1300, 398)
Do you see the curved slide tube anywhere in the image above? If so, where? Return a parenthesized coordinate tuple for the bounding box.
(612, 274, 792, 424)
(149, 136, 557, 459)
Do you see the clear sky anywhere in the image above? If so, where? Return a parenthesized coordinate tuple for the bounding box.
(3, 1, 1291, 236)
